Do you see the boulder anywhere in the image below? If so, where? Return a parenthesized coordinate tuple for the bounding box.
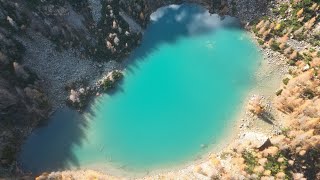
(239, 132, 270, 150)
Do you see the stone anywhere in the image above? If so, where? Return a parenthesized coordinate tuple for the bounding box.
(79, 88, 85, 94)
(299, 150, 306, 156)
(302, 64, 310, 72)
(7, 16, 17, 29)
(114, 37, 120, 46)
(263, 170, 271, 176)
(239, 132, 270, 149)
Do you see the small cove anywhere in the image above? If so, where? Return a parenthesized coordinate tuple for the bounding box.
(19, 4, 262, 175)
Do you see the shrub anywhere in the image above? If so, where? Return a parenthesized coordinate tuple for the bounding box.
(279, 4, 289, 16)
(102, 79, 115, 90)
(258, 39, 264, 45)
(281, 127, 290, 137)
(309, 48, 315, 53)
(288, 69, 293, 75)
(220, 152, 233, 160)
(252, 27, 259, 34)
(26, 0, 42, 9)
(270, 41, 281, 51)
(265, 153, 289, 177)
(302, 52, 313, 63)
(288, 60, 296, 66)
(243, 151, 258, 174)
(276, 89, 283, 96)
(112, 71, 124, 81)
(282, 78, 290, 85)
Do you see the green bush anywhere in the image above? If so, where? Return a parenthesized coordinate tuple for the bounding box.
(270, 41, 280, 51)
(258, 39, 264, 45)
(309, 48, 316, 53)
(276, 89, 283, 96)
(279, 4, 289, 16)
(242, 151, 258, 174)
(102, 79, 115, 90)
(288, 60, 296, 66)
(283, 78, 290, 85)
(265, 153, 289, 177)
(288, 69, 293, 75)
(112, 71, 124, 81)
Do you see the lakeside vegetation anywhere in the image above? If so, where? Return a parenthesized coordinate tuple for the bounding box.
(66, 70, 124, 110)
(243, 0, 320, 179)
(251, 0, 320, 66)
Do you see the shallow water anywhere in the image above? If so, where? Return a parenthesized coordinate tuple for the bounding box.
(20, 4, 261, 174)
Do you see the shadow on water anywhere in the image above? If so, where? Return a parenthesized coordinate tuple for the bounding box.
(19, 108, 89, 174)
(19, 87, 125, 175)
(123, 3, 241, 73)
(18, 3, 244, 176)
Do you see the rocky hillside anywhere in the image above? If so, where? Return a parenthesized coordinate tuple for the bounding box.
(1, 0, 318, 179)
(0, 0, 142, 177)
(0, 13, 50, 177)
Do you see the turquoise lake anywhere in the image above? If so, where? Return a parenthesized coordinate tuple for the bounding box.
(19, 4, 261, 174)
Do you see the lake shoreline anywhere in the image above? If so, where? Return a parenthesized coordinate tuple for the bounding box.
(29, 3, 288, 179)
(2, 0, 318, 178)
(34, 28, 289, 179)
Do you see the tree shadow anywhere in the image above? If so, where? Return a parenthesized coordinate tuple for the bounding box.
(18, 107, 90, 175)
(18, 83, 127, 177)
(122, 3, 242, 74)
(258, 111, 275, 125)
